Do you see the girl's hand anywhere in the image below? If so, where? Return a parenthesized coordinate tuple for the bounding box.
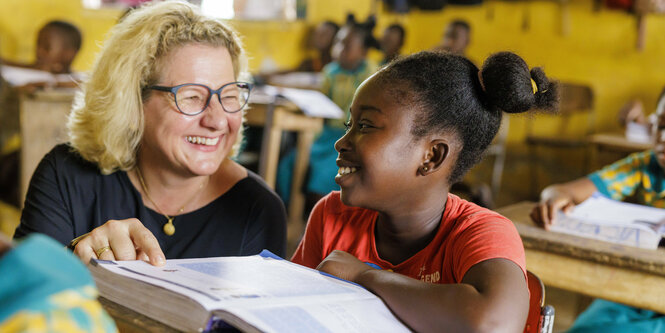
(530, 178, 597, 230)
(530, 194, 575, 230)
(317, 250, 375, 282)
(72, 218, 165, 266)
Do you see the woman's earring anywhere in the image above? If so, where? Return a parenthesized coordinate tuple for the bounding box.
(422, 166, 429, 172)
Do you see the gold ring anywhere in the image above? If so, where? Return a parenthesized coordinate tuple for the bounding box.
(95, 246, 111, 258)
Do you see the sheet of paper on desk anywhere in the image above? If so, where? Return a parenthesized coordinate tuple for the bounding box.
(1, 65, 84, 86)
(625, 121, 651, 143)
(278, 86, 344, 119)
(552, 192, 665, 249)
(254, 84, 344, 119)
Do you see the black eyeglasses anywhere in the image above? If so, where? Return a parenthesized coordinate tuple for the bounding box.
(148, 82, 252, 115)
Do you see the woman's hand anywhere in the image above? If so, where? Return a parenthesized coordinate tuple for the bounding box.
(316, 250, 374, 282)
(72, 218, 165, 266)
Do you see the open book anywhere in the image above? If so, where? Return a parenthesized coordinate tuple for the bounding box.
(89, 250, 410, 332)
(552, 192, 665, 249)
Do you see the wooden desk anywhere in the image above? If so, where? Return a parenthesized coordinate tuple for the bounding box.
(588, 132, 651, 170)
(588, 132, 651, 153)
(99, 297, 176, 333)
(19, 89, 75, 204)
(497, 202, 665, 313)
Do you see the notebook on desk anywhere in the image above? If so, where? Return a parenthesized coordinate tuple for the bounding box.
(552, 192, 665, 249)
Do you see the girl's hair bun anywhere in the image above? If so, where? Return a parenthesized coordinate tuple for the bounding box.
(480, 52, 558, 114)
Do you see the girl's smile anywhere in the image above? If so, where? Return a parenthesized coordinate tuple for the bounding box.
(333, 74, 454, 212)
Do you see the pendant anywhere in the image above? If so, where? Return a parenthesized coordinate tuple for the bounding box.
(163, 218, 175, 236)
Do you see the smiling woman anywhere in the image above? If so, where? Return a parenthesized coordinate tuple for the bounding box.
(14, 1, 286, 263)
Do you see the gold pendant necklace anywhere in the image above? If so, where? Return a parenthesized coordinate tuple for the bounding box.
(136, 167, 206, 236)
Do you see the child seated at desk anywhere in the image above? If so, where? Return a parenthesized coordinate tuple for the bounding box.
(0, 21, 82, 208)
(531, 89, 665, 332)
(1, 20, 82, 94)
(292, 51, 559, 331)
(2, 20, 81, 75)
(298, 20, 339, 73)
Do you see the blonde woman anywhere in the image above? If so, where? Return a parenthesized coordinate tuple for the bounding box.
(15, 1, 286, 264)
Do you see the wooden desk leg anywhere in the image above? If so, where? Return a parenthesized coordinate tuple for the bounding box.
(288, 130, 316, 242)
(258, 106, 282, 188)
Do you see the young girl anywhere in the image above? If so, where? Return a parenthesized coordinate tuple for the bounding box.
(292, 51, 558, 332)
(277, 15, 379, 205)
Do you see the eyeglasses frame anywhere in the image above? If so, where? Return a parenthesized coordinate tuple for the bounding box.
(148, 81, 253, 116)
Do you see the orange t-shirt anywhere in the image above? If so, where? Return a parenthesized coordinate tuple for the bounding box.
(291, 192, 526, 283)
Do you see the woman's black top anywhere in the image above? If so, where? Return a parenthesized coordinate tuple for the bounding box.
(15, 144, 287, 258)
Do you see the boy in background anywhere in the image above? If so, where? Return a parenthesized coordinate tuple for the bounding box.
(433, 19, 470, 57)
(2, 20, 82, 74)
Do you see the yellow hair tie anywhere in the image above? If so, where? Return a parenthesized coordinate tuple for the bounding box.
(531, 78, 538, 94)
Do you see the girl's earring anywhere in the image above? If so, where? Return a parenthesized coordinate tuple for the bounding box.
(422, 166, 429, 172)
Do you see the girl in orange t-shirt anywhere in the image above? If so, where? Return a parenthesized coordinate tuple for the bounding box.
(291, 51, 558, 332)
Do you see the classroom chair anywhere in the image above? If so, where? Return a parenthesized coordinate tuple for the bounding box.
(524, 270, 555, 333)
(525, 82, 594, 198)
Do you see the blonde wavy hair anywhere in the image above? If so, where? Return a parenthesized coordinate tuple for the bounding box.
(67, 0, 248, 174)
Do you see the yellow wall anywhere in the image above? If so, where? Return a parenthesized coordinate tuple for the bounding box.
(0, 0, 119, 71)
(311, 0, 665, 142)
(2, 0, 665, 142)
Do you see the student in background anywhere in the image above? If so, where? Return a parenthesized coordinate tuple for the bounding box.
(292, 51, 559, 331)
(2, 20, 82, 75)
(298, 20, 340, 72)
(531, 89, 665, 333)
(277, 14, 379, 208)
(379, 23, 405, 65)
(434, 19, 471, 57)
(616, 88, 664, 140)
(0, 233, 117, 332)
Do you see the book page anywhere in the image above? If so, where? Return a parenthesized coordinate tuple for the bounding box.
(97, 255, 373, 310)
(220, 297, 411, 333)
(551, 193, 665, 248)
(568, 193, 665, 228)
